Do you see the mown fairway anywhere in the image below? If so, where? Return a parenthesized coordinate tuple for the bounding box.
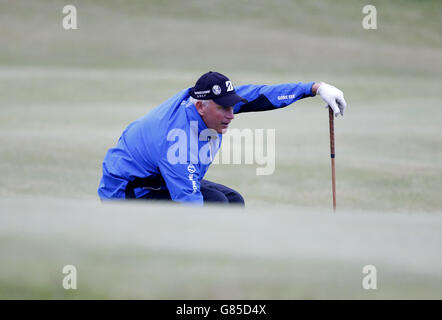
(0, 0, 441, 298)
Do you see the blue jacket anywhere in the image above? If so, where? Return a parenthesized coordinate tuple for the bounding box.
(98, 82, 315, 204)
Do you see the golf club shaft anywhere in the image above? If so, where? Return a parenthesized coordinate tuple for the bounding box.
(329, 108, 336, 211)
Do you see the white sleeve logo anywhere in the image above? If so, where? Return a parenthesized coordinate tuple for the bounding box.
(225, 81, 234, 92)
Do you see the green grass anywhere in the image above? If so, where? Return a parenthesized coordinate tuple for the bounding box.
(1, 199, 442, 299)
(1, 71, 440, 211)
(0, 0, 441, 299)
(1, 0, 441, 74)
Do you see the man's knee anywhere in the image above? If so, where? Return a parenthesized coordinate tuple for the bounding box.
(200, 179, 245, 206)
(201, 188, 229, 204)
(226, 190, 245, 206)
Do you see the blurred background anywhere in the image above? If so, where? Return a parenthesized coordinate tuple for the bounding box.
(0, 0, 441, 299)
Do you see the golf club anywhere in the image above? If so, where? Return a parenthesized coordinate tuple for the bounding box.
(329, 107, 336, 211)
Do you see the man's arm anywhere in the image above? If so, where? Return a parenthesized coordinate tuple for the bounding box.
(233, 82, 315, 114)
(233, 82, 346, 117)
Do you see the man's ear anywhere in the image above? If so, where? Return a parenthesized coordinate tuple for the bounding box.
(195, 101, 205, 117)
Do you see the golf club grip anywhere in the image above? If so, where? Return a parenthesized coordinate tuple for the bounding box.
(329, 108, 335, 158)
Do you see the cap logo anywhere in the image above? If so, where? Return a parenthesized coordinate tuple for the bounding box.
(225, 81, 234, 92)
(212, 85, 221, 95)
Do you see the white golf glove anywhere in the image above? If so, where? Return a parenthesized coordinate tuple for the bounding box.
(316, 82, 347, 117)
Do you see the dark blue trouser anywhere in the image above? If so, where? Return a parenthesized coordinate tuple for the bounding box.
(200, 180, 245, 205)
(126, 179, 245, 206)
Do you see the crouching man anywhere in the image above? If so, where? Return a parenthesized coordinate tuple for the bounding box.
(98, 71, 347, 206)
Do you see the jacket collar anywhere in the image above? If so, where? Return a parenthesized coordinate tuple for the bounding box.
(183, 90, 209, 133)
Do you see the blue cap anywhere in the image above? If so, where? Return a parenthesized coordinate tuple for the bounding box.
(190, 71, 248, 107)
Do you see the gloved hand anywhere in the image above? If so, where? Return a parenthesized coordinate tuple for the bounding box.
(316, 82, 347, 117)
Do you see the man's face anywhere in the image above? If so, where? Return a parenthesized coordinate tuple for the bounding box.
(196, 100, 235, 134)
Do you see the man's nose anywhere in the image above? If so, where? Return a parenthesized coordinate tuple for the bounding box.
(225, 107, 234, 119)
